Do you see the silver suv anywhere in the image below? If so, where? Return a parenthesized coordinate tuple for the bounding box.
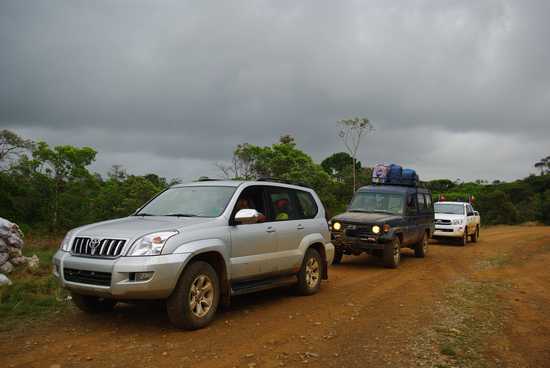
(53, 180, 334, 329)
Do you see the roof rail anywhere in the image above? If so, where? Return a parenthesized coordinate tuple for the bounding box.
(257, 177, 311, 188)
(195, 176, 223, 182)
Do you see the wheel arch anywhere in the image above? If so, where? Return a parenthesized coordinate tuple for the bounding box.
(308, 242, 328, 280)
(185, 251, 231, 308)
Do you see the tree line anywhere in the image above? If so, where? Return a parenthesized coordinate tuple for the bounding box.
(0, 129, 549, 234)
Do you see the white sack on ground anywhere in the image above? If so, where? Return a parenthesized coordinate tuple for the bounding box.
(0, 217, 38, 276)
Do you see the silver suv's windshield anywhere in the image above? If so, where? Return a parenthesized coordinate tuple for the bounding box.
(434, 203, 465, 215)
(348, 192, 405, 215)
(136, 186, 237, 217)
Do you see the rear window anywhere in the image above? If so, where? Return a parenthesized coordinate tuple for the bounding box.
(295, 190, 318, 219)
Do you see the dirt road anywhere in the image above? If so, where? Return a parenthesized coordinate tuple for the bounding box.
(2, 226, 550, 368)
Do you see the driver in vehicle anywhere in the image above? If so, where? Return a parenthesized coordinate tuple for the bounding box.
(236, 197, 266, 222)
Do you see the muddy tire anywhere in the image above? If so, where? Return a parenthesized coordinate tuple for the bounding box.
(71, 292, 116, 313)
(383, 237, 401, 269)
(414, 232, 428, 258)
(471, 226, 479, 243)
(167, 261, 220, 330)
(332, 248, 343, 265)
(296, 248, 322, 295)
(460, 228, 468, 246)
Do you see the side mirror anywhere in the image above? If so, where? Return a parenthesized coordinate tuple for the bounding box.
(234, 209, 261, 225)
(474, 211, 479, 216)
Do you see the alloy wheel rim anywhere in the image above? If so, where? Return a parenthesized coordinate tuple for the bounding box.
(305, 257, 320, 289)
(189, 274, 214, 318)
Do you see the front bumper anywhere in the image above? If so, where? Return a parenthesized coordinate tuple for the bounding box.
(332, 232, 391, 251)
(433, 225, 465, 238)
(52, 250, 192, 299)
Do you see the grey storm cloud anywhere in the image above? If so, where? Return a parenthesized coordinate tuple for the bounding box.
(1, 0, 549, 181)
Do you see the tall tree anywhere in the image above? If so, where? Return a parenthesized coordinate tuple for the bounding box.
(0, 130, 34, 170)
(337, 117, 373, 193)
(321, 152, 360, 182)
(32, 142, 97, 230)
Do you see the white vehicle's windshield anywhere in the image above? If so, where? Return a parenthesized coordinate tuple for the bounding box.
(348, 192, 405, 215)
(434, 203, 465, 215)
(136, 186, 237, 217)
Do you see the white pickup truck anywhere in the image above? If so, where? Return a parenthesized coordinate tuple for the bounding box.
(433, 201, 480, 245)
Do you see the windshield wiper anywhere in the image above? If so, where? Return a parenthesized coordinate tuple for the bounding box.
(348, 209, 370, 213)
(165, 213, 199, 217)
(134, 213, 155, 217)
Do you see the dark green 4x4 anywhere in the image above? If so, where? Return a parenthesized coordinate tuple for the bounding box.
(329, 185, 434, 268)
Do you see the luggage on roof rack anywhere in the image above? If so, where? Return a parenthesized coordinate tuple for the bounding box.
(372, 164, 419, 186)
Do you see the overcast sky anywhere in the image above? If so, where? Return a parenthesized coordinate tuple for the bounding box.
(1, 0, 549, 182)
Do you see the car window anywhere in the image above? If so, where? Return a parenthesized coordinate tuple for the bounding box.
(435, 203, 465, 215)
(137, 186, 236, 217)
(424, 194, 432, 210)
(232, 185, 268, 223)
(406, 194, 417, 215)
(267, 188, 299, 221)
(349, 192, 405, 215)
(417, 193, 426, 212)
(295, 190, 318, 219)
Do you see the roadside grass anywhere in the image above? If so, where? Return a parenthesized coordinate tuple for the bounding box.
(0, 237, 70, 331)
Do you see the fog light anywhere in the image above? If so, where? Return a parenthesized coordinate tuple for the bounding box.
(131, 271, 154, 282)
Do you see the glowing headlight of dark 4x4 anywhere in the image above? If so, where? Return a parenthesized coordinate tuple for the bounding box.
(372, 225, 381, 234)
(332, 222, 342, 231)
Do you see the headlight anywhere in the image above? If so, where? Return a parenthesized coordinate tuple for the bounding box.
(60, 231, 75, 251)
(452, 219, 463, 225)
(372, 225, 381, 234)
(332, 222, 342, 231)
(129, 231, 178, 256)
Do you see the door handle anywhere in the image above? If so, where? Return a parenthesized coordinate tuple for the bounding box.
(266, 226, 276, 233)
(296, 224, 305, 230)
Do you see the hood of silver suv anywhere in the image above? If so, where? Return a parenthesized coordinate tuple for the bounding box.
(75, 216, 217, 239)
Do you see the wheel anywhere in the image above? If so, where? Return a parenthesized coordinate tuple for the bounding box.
(71, 292, 116, 313)
(296, 248, 322, 295)
(332, 248, 343, 265)
(471, 226, 479, 243)
(460, 228, 468, 246)
(415, 232, 428, 258)
(166, 261, 220, 330)
(383, 237, 401, 269)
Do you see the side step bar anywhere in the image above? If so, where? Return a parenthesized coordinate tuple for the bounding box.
(231, 275, 297, 296)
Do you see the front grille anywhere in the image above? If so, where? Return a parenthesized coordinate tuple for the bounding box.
(71, 237, 126, 257)
(435, 219, 451, 225)
(64, 268, 112, 286)
(345, 224, 374, 238)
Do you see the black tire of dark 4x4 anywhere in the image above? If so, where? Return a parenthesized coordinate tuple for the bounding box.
(383, 238, 401, 269)
(166, 261, 220, 330)
(332, 248, 343, 265)
(415, 232, 428, 258)
(71, 292, 116, 313)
